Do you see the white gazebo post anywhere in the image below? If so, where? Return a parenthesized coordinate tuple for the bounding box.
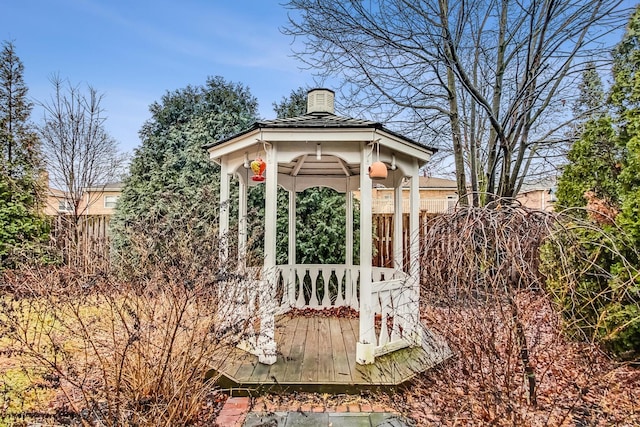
(357, 141, 376, 365)
(287, 187, 297, 307)
(407, 159, 421, 344)
(345, 186, 355, 308)
(256, 142, 278, 365)
(393, 175, 404, 271)
(219, 157, 230, 262)
(237, 167, 248, 268)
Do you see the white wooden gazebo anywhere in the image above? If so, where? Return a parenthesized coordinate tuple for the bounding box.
(205, 89, 436, 368)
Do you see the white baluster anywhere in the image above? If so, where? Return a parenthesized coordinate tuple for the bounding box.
(398, 284, 409, 340)
(247, 286, 258, 350)
(352, 270, 360, 310)
(309, 268, 320, 308)
(295, 268, 305, 308)
(321, 268, 331, 307)
(287, 266, 297, 306)
(373, 289, 382, 346)
(390, 288, 400, 342)
(335, 268, 345, 307)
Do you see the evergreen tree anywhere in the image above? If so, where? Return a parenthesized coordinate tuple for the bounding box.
(545, 7, 640, 360)
(272, 87, 308, 119)
(612, 6, 640, 243)
(572, 61, 606, 122)
(555, 117, 619, 212)
(557, 60, 619, 213)
(599, 5, 640, 360)
(110, 76, 257, 267)
(0, 41, 47, 265)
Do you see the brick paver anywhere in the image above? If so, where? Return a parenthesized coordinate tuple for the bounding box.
(218, 394, 410, 426)
(360, 403, 374, 412)
(216, 397, 250, 427)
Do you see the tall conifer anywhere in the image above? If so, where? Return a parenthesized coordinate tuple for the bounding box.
(110, 76, 257, 266)
(0, 41, 47, 265)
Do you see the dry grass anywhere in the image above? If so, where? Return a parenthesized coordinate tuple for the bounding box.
(0, 266, 245, 426)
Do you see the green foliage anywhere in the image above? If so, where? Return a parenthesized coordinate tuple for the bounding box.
(246, 184, 289, 265)
(272, 86, 309, 119)
(0, 41, 48, 267)
(555, 117, 619, 212)
(0, 41, 41, 180)
(0, 176, 49, 265)
(295, 187, 350, 264)
(610, 7, 640, 114)
(543, 8, 640, 361)
(110, 76, 257, 267)
(572, 61, 606, 121)
(541, 224, 640, 360)
(617, 124, 640, 245)
(614, 6, 640, 249)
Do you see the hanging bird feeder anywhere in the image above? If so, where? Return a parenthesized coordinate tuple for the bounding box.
(369, 140, 388, 180)
(250, 157, 266, 182)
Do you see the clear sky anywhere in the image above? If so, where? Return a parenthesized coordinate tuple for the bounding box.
(2, 1, 638, 157)
(1, 0, 318, 154)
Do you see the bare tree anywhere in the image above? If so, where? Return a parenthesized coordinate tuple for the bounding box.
(283, 0, 630, 205)
(39, 75, 127, 226)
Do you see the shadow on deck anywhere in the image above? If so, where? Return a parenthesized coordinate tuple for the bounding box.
(208, 315, 452, 395)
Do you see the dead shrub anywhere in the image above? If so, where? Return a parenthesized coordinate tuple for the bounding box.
(403, 202, 640, 425)
(0, 222, 255, 426)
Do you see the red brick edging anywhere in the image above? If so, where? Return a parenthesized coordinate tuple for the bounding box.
(216, 396, 396, 426)
(216, 397, 250, 427)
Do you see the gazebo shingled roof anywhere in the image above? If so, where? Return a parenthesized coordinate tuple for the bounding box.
(204, 111, 437, 154)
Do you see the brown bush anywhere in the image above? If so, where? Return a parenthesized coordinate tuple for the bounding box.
(397, 202, 640, 426)
(0, 225, 256, 426)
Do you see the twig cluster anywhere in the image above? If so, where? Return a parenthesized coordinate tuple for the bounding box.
(0, 223, 257, 426)
(404, 201, 639, 425)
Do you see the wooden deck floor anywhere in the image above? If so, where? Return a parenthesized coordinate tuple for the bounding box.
(209, 315, 451, 394)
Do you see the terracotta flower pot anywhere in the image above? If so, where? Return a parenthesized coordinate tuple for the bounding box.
(369, 161, 388, 180)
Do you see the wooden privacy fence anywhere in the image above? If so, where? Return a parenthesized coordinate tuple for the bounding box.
(372, 212, 437, 268)
(48, 212, 435, 272)
(49, 214, 111, 272)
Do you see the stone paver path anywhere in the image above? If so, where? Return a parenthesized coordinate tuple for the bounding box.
(216, 397, 414, 427)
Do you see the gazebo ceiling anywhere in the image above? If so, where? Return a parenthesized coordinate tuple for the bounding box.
(280, 154, 357, 177)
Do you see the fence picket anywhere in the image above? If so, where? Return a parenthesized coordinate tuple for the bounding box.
(49, 214, 111, 273)
(49, 212, 437, 274)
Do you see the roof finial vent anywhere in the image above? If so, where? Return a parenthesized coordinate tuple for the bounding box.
(307, 88, 335, 114)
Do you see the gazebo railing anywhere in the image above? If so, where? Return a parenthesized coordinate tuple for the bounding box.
(275, 264, 413, 356)
(276, 264, 359, 310)
(371, 267, 413, 357)
(231, 264, 416, 363)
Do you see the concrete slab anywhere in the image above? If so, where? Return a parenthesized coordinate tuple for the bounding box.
(243, 411, 287, 426)
(242, 411, 413, 427)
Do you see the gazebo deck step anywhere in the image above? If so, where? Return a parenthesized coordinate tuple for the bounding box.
(208, 316, 451, 396)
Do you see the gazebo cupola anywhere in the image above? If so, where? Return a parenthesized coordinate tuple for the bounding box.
(205, 88, 436, 366)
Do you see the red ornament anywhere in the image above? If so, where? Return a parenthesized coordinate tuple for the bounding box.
(250, 158, 266, 182)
